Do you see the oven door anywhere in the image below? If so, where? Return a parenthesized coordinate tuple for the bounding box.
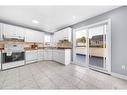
(2, 52, 25, 63)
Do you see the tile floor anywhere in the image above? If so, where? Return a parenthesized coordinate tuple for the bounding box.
(0, 61, 127, 89)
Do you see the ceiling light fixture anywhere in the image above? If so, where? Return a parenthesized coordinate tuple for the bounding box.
(32, 20, 39, 24)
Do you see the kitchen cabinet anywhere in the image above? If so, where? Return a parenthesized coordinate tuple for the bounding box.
(25, 29, 36, 42)
(0, 23, 3, 40)
(24, 49, 71, 66)
(15, 26, 25, 39)
(44, 49, 53, 60)
(53, 49, 58, 62)
(38, 49, 44, 61)
(52, 49, 71, 65)
(25, 50, 38, 64)
(53, 27, 72, 44)
(36, 31, 44, 43)
(3, 24, 25, 39)
(0, 52, 2, 70)
(52, 50, 62, 63)
(25, 29, 44, 43)
(0, 23, 44, 43)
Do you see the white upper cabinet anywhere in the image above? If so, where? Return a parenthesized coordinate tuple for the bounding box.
(15, 26, 25, 39)
(53, 27, 72, 44)
(3, 24, 25, 39)
(0, 23, 44, 43)
(0, 23, 3, 40)
(35, 31, 44, 43)
(25, 29, 35, 42)
(25, 28, 44, 43)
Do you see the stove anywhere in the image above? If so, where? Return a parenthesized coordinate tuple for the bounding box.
(1, 44, 25, 70)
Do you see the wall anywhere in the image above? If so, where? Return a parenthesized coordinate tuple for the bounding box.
(71, 6, 127, 76)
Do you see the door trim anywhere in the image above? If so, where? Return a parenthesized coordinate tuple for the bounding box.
(72, 19, 111, 74)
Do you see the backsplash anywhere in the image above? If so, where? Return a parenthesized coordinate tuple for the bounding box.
(0, 41, 44, 49)
(56, 39, 72, 48)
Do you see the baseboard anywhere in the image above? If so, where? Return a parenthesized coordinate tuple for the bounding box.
(111, 72, 127, 80)
(71, 62, 127, 81)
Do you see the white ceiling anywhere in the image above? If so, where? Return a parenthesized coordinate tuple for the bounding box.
(0, 6, 119, 33)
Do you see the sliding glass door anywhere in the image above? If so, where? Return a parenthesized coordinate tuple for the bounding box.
(73, 29, 88, 66)
(73, 20, 111, 73)
(88, 24, 107, 71)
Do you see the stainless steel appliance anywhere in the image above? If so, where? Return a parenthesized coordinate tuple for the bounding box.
(1, 44, 25, 70)
(2, 52, 25, 63)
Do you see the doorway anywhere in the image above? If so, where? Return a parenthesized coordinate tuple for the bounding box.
(73, 19, 111, 73)
(73, 29, 88, 67)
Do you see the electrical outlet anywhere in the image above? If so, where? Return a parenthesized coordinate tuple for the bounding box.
(121, 65, 126, 70)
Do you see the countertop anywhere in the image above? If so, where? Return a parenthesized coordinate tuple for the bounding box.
(24, 47, 44, 50)
(0, 47, 72, 51)
(0, 48, 4, 50)
(24, 47, 72, 50)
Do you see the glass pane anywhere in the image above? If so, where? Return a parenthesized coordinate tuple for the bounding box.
(75, 29, 87, 65)
(88, 25, 106, 68)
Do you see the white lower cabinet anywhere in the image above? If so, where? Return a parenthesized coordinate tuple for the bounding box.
(38, 49, 44, 61)
(25, 49, 71, 66)
(25, 50, 38, 64)
(53, 50, 58, 62)
(52, 49, 71, 65)
(44, 49, 52, 60)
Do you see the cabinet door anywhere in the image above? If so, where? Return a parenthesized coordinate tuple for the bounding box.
(47, 50, 52, 60)
(55, 51, 59, 62)
(0, 52, 1, 70)
(25, 29, 34, 42)
(38, 50, 44, 61)
(15, 26, 25, 39)
(52, 50, 65, 64)
(32, 30, 38, 42)
(59, 53, 65, 64)
(26, 51, 33, 61)
(25, 29, 44, 43)
(43, 49, 53, 60)
(53, 32, 61, 43)
(26, 50, 38, 61)
(44, 50, 48, 60)
(52, 50, 59, 62)
(34, 50, 38, 59)
(53, 27, 72, 44)
(52, 50, 56, 61)
(3, 24, 17, 38)
(0, 23, 3, 40)
(3, 24, 25, 39)
(36, 31, 44, 43)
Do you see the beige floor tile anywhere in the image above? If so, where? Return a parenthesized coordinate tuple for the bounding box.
(0, 61, 127, 89)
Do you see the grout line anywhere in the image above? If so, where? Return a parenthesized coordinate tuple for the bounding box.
(28, 65, 41, 89)
(18, 67, 21, 89)
(35, 63, 60, 89)
(1, 70, 8, 89)
(41, 61, 80, 89)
